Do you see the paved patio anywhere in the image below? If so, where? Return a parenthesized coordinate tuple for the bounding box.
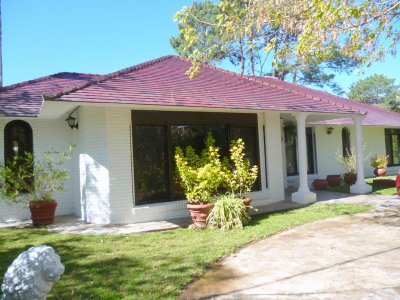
(0, 191, 398, 235)
(181, 196, 400, 299)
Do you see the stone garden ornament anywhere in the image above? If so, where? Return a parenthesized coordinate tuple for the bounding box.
(1, 245, 64, 300)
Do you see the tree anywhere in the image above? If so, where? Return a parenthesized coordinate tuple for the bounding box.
(174, 0, 399, 79)
(172, 0, 360, 94)
(348, 74, 400, 112)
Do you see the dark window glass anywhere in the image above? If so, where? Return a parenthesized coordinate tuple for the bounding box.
(4, 120, 33, 162)
(284, 125, 298, 176)
(342, 128, 351, 157)
(4, 120, 34, 190)
(385, 129, 400, 166)
(133, 125, 169, 204)
(131, 111, 260, 204)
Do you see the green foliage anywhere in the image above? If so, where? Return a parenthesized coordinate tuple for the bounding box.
(207, 194, 250, 230)
(335, 146, 357, 174)
(222, 138, 258, 198)
(174, 0, 399, 82)
(370, 154, 389, 169)
(175, 133, 223, 204)
(0, 203, 371, 299)
(382, 91, 400, 112)
(348, 74, 399, 106)
(0, 146, 73, 204)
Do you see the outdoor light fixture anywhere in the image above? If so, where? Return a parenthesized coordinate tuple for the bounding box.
(65, 107, 80, 129)
(65, 115, 78, 129)
(326, 127, 334, 135)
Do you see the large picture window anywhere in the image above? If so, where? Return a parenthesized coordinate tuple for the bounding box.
(132, 111, 261, 205)
(385, 128, 400, 166)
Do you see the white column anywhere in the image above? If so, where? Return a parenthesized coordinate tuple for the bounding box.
(350, 115, 372, 194)
(292, 113, 316, 204)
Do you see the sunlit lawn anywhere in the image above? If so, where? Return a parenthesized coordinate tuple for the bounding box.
(328, 175, 397, 195)
(0, 203, 372, 299)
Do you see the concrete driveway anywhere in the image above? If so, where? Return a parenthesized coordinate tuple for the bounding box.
(181, 202, 400, 299)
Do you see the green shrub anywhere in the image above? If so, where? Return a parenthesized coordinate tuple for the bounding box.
(175, 133, 223, 204)
(207, 194, 250, 230)
(370, 154, 389, 168)
(222, 139, 258, 198)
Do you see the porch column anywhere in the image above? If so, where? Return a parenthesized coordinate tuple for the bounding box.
(291, 113, 316, 204)
(350, 115, 372, 194)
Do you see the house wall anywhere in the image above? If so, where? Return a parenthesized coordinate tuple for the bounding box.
(286, 124, 399, 188)
(0, 118, 75, 222)
(74, 106, 286, 224)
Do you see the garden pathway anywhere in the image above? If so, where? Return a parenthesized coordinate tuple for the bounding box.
(181, 194, 400, 299)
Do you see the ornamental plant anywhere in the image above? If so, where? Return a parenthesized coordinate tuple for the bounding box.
(0, 146, 73, 205)
(207, 194, 250, 230)
(335, 146, 357, 175)
(175, 134, 223, 204)
(370, 154, 389, 169)
(222, 139, 258, 198)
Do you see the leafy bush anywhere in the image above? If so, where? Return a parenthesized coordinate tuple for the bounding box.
(0, 146, 73, 204)
(222, 139, 258, 198)
(335, 146, 357, 174)
(207, 194, 250, 230)
(370, 154, 389, 169)
(175, 134, 223, 204)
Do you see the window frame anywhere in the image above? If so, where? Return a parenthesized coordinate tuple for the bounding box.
(385, 128, 400, 166)
(4, 120, 33, 163)
(131, 110, 261, 205)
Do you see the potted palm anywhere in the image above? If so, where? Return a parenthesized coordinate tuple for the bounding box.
(222, 139, 258, 212)
(175, 134, 223, 228)
(0, 146, 73, 225)
(371, 154, 389, 177)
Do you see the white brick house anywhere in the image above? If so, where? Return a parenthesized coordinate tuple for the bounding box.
(1, 56, 399, 224)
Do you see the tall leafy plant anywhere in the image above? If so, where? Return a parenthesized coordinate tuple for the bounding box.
(0, 146, 73, 204)
(222, 139, 258, 198)
(175, 134, 223, 204)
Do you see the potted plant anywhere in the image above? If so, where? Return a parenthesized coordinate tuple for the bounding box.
(371, 154, 389, 177)
(175, 134, 223, 228)
(207, 194, 250, 230)
(222, 138, 258, 212)
(335, 147, 358, 185)
(0, 146, 73, 225)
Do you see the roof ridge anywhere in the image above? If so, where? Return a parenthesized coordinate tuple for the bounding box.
(174, 56, 364, 115)
(45, 55, 175, 99)
(244, 75, 365, 115)
(0, 72, 100, 93)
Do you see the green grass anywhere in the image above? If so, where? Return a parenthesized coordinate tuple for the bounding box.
(0, 203, 372, 299)
(328, 175, 397, 195)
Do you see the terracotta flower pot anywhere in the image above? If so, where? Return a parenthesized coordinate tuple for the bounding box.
(372, 179, 396, 187)
(374, 168, 387, 177)
(187, 203, 214, 228)
(344, 173, 357, 185)
(313, 179, 328, 190)
(29, 200, 57, 225)
(326, 175, 341, 186)
(242, 197, 252, 214)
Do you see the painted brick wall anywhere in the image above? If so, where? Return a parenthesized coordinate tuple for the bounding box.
(0, 118, 74, 222)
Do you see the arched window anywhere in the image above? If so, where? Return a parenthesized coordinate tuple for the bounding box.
(342, 127, 351, 157)
(4, 120, 33, 162)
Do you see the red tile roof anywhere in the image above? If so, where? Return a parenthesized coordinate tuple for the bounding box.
(248, 75, 400, 126)
(48, 56, 363, 116)
(0, 72, 99, 117)
(1, 55, 399, 127)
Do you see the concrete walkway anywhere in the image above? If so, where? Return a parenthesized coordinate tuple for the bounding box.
(181, 196, 400, 299)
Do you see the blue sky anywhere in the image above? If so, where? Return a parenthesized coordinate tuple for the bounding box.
(4, 0, 400, 94)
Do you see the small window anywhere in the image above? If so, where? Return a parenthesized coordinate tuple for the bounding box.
(4, 121, 34, 190)
(342, 128, 351, 157)
(4, 120, 33, 162)
(385, 128, 400, 166)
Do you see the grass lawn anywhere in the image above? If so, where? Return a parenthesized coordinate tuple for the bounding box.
(328, 175, 397, 195)
(0, 203, 372, 299)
